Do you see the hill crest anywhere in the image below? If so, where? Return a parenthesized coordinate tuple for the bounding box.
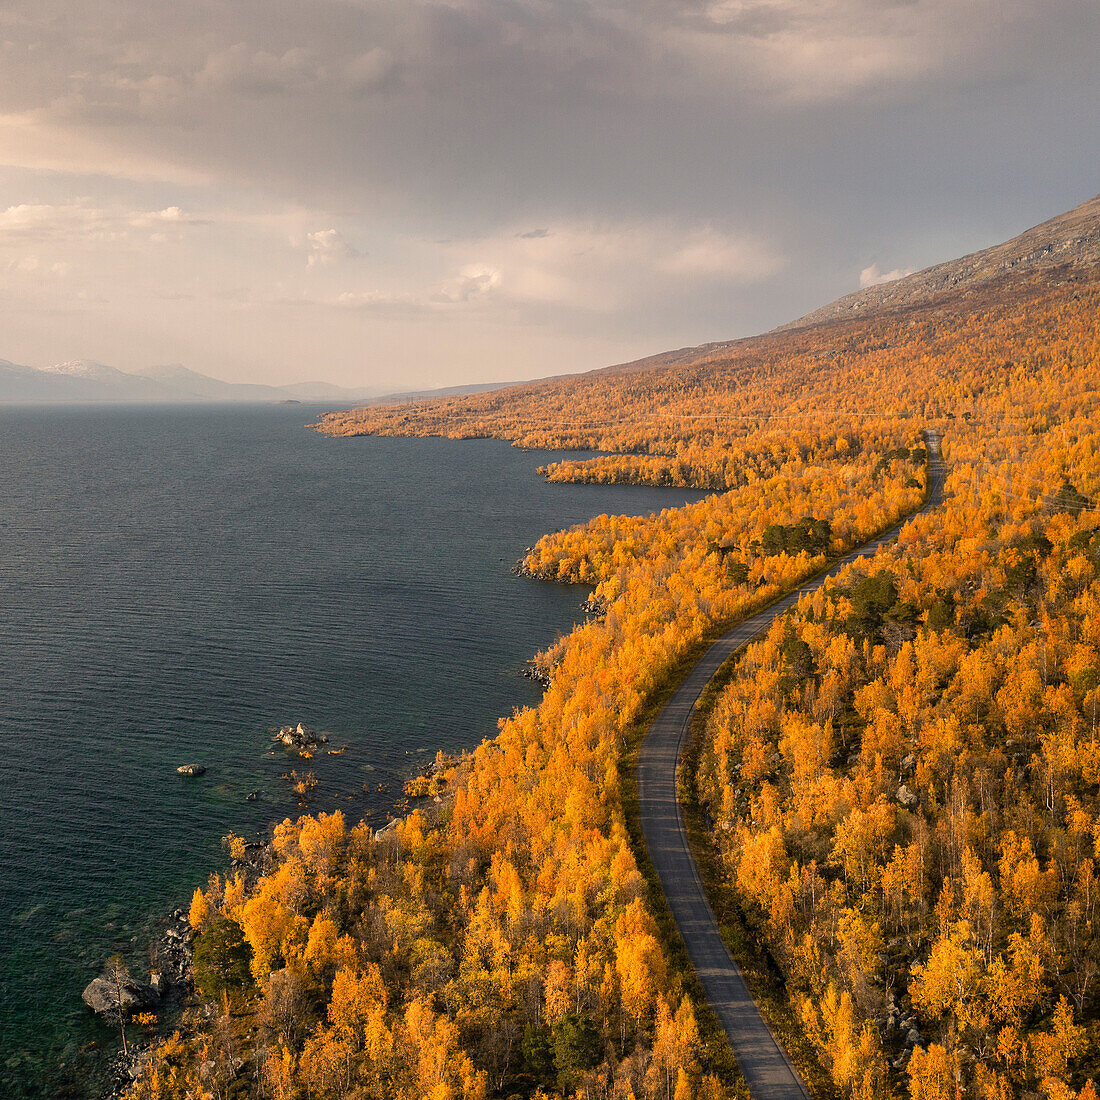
(778, 191, 1100, 332)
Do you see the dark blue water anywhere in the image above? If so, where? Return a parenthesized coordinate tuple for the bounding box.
(0, 405, 705, 1096)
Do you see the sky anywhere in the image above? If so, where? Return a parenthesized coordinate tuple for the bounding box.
(0, 0, 1097, 391)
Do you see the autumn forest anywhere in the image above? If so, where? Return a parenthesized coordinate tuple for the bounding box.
(127, 264, 1100, 1100)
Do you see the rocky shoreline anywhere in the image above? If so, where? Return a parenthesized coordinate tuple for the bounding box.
(82, 908, 194, 1018)
(83, 721, 319, 1078)
(87, 831, 277, 1096)
(83, 906, 196, 1094)
(521, 662, 551, 687)
(83, 725, 453, 1095)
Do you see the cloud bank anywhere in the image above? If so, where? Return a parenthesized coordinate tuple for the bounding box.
(0, 0, 1096, 386)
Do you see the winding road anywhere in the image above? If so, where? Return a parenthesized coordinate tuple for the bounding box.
(638, 433, 945, 1100)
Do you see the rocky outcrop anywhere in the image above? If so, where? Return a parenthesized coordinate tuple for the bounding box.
(157, 907, 195, 992)
(82, 974, 159, 1015)
(521, 663, 551, 687)
(581, 594, 608, 617)
(82, 908, 194, 1019)
(271, 722, 328, 751)
(896, 783, 918, 808)
(176, 763, 206, 776)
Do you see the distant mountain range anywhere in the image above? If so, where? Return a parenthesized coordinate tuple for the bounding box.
(0, 359, 514, 406)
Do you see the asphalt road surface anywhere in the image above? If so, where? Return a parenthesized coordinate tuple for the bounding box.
(638, 434, 944, 1100)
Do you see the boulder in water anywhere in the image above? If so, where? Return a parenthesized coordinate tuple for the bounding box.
(271, 722, 328, 752)
(82, 975, 159, 1016)
(177, 764, 206, 776)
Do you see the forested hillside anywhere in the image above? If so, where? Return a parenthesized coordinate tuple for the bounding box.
(128, 252, 1100, 1099)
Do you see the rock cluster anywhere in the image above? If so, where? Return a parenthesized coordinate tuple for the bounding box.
(581, 595, 608, 617)
(521, 664, 551, 687)
(271, 722, 328, 751)
(874, 994, 926, 1071)
(82, 908, 193, 1018)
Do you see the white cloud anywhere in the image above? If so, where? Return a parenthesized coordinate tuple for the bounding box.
(322, 221, 782, 320)
(128, 206, 201, 228)
(6, 254, 71, 277)
(344, 47, 394, 93)
(335, 289, 420, 310)
(331, 265, 502, 313)
(658, 230, 781, 278)
(436, 264, 502, 303)
(0, 202, 203, 244)
(304, 228, 360, 267)
(443, 222, 783, 312)
(859, 261, 912, 288)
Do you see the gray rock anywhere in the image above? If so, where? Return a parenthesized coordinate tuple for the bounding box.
(905, 1028, 923, 1046)
(271, 722, 328, 751)
(897, 784, 918, 808)
(82, 976, 159, 1015)
(177, 763, 206, 776)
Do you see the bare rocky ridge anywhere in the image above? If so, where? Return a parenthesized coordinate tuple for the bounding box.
(777, 192, 1100, 332)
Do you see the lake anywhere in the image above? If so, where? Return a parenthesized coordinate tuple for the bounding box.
(0, 405, 705, 1097)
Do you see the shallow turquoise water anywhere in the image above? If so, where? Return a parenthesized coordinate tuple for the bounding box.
(0, 405, 705, 1096)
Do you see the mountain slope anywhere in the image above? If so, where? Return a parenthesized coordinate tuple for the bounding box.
(565, 192, 1100, 381)
(0, 359, 109, 403)
(134, 363, 291, 402)
(43, 360, 179, 401)
(0, 357, 496, 406)
(779, 191, 1100, 331)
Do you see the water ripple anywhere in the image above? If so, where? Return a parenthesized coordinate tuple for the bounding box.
(0, 405, 705, 1096)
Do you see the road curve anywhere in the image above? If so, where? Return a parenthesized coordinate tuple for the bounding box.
(638, 433, 945, 1100)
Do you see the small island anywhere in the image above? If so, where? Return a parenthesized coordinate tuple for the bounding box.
(271, 721, 328, 753)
